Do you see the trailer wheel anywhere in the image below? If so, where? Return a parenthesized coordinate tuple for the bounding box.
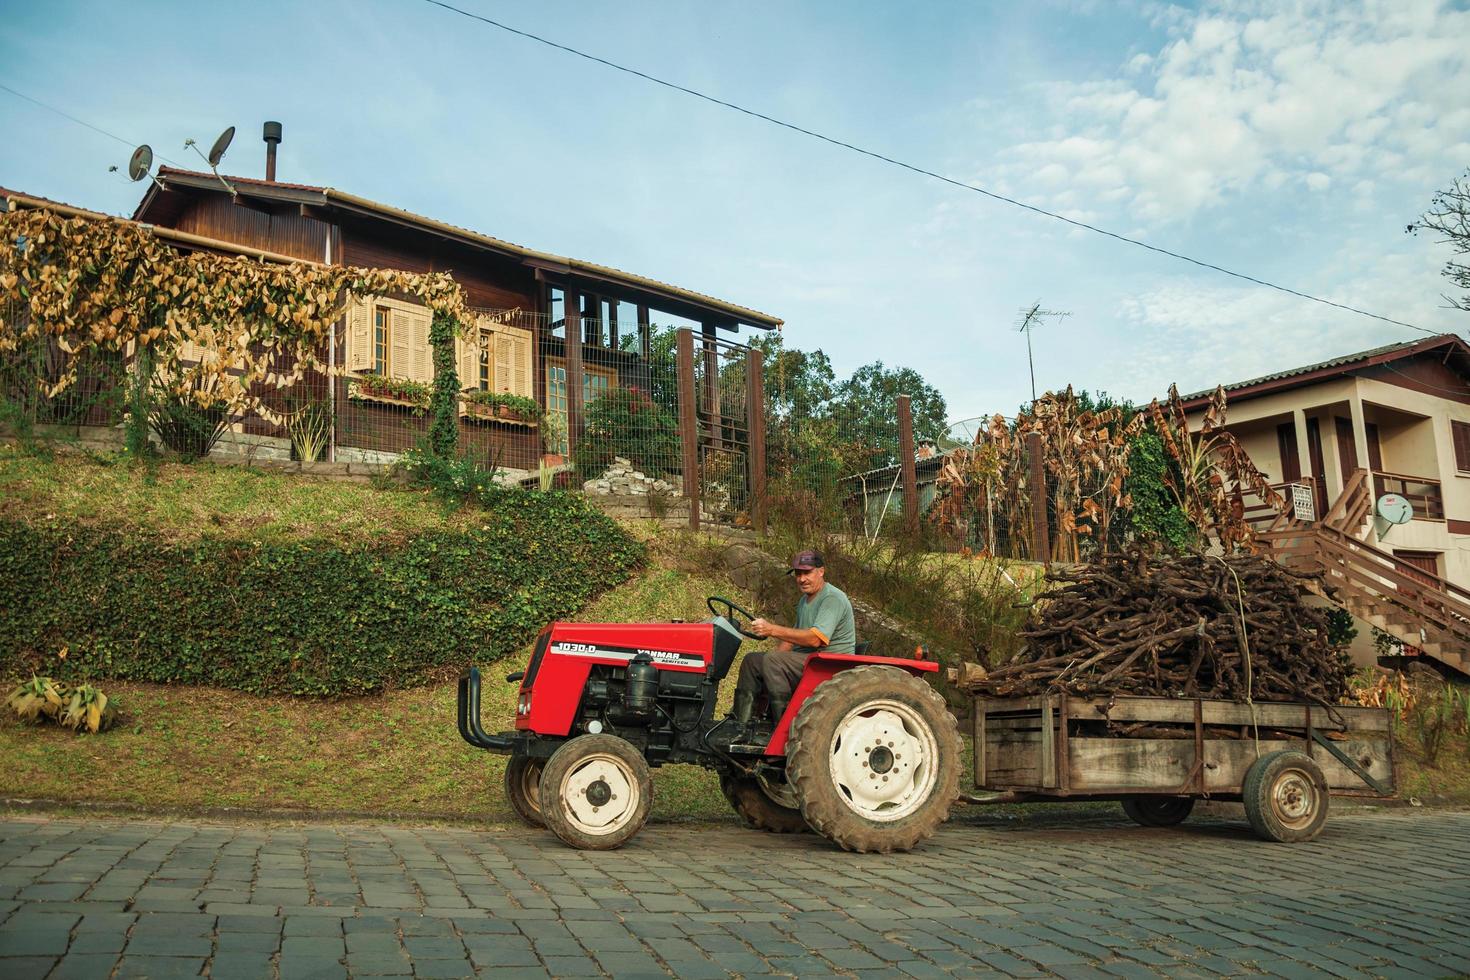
(1121, 796, 1195, 827)
(787, 666, 961, 854)
(1242, 750, 1328, 843)
(504, 755, 545, 828)
(720, 771, 808, 834)
(540, 734, 652, 851)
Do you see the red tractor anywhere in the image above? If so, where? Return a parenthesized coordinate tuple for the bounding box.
(458, 596, 961, 853)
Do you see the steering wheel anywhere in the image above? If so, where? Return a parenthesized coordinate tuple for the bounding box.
(707, 596, 762, 639)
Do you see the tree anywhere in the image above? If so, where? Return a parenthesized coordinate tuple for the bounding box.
(1411, 169, 1470, 314)
(830, 361, 948, 469)
(747, 332, 836, 421)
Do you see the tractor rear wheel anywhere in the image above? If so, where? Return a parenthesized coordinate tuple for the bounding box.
(786, 666, 960, 854)
(504, 755, 545, 828)
(540, 734, 652, 851)
(720, 771, 808, 834)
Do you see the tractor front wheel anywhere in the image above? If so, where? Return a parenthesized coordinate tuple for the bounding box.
(720, 771, 808, 834)
(787, 666, 961, 854)
(540, 734, 652, 851)
(504, 755, 545, 828)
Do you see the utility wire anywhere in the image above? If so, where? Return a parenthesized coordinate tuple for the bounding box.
(419, 0, 1438, 337)
(0, 81, 183, 168)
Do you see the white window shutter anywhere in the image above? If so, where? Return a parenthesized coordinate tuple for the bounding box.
(494, 327, 513, 393)
(348, 296, 372, 372)
(410, 307, 432, 382)
(390, 307, 412, 380)
(457, 329, 479, 390)
(510, 331, 532, 398)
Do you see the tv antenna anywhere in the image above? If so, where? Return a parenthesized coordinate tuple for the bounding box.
(1016, 301, 1071, 403)
(184, 125, 236, 194)
(108, 144, 165, 190)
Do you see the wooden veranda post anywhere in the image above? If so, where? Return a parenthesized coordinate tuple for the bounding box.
(676, 328, 701, 531)
(565, 287, 585, 458)
(746, 345, 767, 535)
(1027, 429, 1050, 565)
(898, 394, 918, 538)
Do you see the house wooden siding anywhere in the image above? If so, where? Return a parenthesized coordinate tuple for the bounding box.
(169, 194, 333, 262)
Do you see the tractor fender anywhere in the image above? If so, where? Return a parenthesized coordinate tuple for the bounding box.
(764, 652, 938, 756)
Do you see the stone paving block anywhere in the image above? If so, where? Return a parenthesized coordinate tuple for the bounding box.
(277, 953, 350, 980)
(113, 955, 209, 979)
(0, 956, 61, 977)
(208, 954, 278, 980)
(540, 953, 606, 976)
(48, 953, 124, 980)
(0, 925, 74, 957)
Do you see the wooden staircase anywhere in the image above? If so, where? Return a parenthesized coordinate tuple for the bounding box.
(1257, 468, 1470, 677)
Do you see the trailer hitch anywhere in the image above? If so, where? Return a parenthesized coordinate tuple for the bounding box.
(457, 668, 517, 752)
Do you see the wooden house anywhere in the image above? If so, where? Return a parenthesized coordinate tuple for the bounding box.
(130, 165, 782, 470)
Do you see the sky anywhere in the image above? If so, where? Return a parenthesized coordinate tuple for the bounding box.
(2, 0, 1468, 426)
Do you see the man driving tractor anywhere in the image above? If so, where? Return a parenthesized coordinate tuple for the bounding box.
(729, 549, 856, 736)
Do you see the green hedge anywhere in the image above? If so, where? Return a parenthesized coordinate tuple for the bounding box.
(0, 490, 644, 696)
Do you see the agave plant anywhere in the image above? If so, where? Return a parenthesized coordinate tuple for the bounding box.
(57, 684, 116, 734)
(6, 676, 68, 724)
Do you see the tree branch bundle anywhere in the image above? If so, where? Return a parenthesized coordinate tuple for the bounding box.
(964, 551, 1353, 703)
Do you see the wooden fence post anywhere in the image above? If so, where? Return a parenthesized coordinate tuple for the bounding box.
(676, 328, 701, 531)
(898, 394, 918, 538)
(565, 287, 584, 459)
(1027, 429, 1050, 565)
(746, 345, 766, 535)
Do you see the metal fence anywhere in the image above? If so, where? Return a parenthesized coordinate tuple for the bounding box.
(0, 299, 769, 527)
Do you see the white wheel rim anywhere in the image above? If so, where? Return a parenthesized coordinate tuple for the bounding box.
(559, 753, 637, 836)
(827, 699, 939, 822)
(1271, 768, 1319, 830)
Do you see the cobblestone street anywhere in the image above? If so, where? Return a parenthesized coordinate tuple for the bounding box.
(1, 807, 1467, 978)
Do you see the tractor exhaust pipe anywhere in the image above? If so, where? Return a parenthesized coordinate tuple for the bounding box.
(457, 668, 516, 751)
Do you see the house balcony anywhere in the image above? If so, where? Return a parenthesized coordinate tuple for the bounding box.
(1372, 470, 1443, 522)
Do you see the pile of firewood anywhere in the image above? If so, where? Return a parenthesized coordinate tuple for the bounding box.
(959, 551, 1353, 704)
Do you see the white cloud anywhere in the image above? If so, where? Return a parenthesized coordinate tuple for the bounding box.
(1097, 239, 1464, 400)
(988, 0, 1470, 225)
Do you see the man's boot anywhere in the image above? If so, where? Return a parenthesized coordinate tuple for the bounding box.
(719, 685, 756, 745)
(767, 697, 790, 728)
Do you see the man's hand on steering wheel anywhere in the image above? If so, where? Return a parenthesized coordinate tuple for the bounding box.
(706, 596, 763, 639)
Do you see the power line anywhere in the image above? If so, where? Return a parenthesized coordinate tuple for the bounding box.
(0, 81, 182, 168)
(418, 0, 1437, 337)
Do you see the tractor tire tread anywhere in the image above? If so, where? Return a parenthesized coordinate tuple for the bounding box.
(504, 755, 545, 829)
(787, 665, 960, 854)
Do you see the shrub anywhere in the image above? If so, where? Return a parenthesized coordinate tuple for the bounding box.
(428, 314, 460, 460)
(572, 386, 681, 479)
(149, 378, 230, 459)
(0, 497, 645, 697)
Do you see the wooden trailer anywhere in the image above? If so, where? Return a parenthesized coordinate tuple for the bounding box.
(970, 694, 1396, 842)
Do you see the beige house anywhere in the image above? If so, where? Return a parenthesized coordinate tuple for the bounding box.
(1181, 334, 1470, 676)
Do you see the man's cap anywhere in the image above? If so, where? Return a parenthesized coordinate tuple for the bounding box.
(787, 550, 824, 573)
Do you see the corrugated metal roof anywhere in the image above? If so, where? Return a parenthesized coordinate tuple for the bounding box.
(1178, 334, 1461, 403)
(147, 167, 783, 328)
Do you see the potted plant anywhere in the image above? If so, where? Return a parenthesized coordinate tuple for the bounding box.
(461, 390, 542, 425)
(540, 411, 567, 466)
(349, 372, 431, 409)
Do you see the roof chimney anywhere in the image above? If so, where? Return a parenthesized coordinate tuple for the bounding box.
(263, 121, 282, 181)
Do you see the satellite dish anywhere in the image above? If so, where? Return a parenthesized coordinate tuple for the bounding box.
(206, 126, 235, 168)
(1376, 493, 1413, 526)
(127, 145, 153, 182)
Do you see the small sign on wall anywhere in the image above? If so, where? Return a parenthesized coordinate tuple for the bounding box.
(1291, 483, 1316, 522)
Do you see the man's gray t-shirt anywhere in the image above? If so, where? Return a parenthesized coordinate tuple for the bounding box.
(794, 583, 856, 654)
